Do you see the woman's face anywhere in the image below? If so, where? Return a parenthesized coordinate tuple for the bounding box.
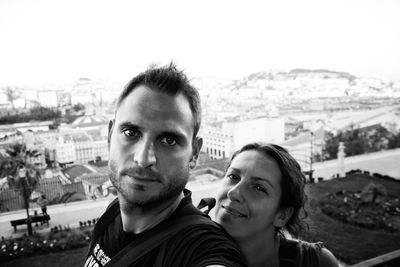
(215, 150, 285, 240)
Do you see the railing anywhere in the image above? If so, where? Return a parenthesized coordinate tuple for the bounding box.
(349, 249, 400, 267)
(0, 175, 108, 212)
(0, 181, 64, 211)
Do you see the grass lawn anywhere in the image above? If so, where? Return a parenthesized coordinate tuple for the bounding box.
(300, 174, 400, 265)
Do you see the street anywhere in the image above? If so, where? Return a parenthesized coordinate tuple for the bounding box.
(0, 182, 220, 238)
(2, 147, 399, 238)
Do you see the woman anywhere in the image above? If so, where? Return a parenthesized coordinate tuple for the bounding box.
(214, 143, 338, 267)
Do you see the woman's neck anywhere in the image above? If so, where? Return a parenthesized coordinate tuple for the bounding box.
(236, 232, 280, 267)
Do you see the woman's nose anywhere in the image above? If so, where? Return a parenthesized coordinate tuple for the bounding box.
(227, 183, 244, 203)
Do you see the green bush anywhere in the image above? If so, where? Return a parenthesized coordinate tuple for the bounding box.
(0, 228, 92, 262)
(319, 189, 399, 232)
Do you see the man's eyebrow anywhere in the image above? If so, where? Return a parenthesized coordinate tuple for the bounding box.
(159, 130, 187, 141)
(227, 167, 240, 173)
(117, 121, 188, 141)
(118, 121, 140, 130)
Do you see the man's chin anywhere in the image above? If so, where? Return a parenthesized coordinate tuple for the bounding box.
(123, 194, 174, 208)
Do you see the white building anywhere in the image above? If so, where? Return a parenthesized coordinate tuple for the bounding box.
(69, 131, 94, 164)
(201, 127, 233, 160)
(223, 116, 285, 151)
(201, 116, 285, 160)
(86, 128, 109, 161)
(54, 135, 76, 165)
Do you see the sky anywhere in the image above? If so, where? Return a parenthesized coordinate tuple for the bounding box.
(0, 0, 399, 86)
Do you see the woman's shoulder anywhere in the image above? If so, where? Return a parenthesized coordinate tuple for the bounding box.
(297, 239, 338, 267)
(319, 247, 339, 267)
(280, 238, 338, 267)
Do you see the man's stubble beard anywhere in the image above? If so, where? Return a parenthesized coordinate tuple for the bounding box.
(108, 159, 188, 209)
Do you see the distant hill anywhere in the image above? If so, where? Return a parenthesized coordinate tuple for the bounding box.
(211, 68, 399, 98)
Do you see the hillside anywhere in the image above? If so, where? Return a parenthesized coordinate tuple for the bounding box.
(301, 174, 400, 264)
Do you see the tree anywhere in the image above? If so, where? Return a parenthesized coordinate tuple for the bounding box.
(4, 87, 21, 110)
(322, 131, 341, 159)
(388, 131, 400, 149)
(0, 142, 41, 197)
(322, 124, 394, 160)
(72, 103, 85, 113)
(29, 106, 61, 121)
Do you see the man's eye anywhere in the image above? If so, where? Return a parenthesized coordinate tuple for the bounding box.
(122, 129, 140, 138)
(160, 136, 177, 146)
(226, 174, 240, 182)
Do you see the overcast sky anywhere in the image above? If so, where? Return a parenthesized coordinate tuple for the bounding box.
(0, 0, 399, 86)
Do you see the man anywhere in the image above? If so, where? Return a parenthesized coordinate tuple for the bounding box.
(84, 64, 245, 267)
(37, 194, 48, 215)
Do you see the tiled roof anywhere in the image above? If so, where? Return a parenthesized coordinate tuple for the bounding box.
(85, 128, 106, 141)
(62, 164, 94, 181)
(79, 173, 109, 185)
(70, 132, 91, 142)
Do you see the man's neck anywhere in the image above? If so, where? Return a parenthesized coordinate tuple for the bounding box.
(119, 193, 184, 234)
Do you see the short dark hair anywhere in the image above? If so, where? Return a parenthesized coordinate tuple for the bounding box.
(116, 63, 201, 137)
(226, 143, 307, 237)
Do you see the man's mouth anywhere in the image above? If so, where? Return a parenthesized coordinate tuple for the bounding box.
(129, 175, 158, 183)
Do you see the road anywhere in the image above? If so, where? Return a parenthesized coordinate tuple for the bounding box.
(312, 147, 400, 179)
(2, 148, 399, 238)
(0, 182, 219, 238)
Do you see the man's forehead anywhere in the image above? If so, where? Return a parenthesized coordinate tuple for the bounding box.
(117, 87, 195, 125)
(115, 91, 194, 138)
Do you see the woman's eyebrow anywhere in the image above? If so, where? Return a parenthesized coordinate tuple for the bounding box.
(252, 176, 274, 189)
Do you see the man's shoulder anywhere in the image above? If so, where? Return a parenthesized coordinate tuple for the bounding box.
(160, 218, 245, 267)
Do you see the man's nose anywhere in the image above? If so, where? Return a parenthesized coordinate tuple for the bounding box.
(133, 139, 156, 168)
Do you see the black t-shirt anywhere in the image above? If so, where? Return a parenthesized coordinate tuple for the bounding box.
(84, 190, 246, 267)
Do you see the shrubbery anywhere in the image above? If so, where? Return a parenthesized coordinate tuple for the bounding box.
(320, 188, 400, 232)
(0, 227, 92, 262)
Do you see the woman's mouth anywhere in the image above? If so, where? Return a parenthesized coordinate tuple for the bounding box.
(222, 205, 247, 218)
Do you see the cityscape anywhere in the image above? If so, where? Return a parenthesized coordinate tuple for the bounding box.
(1, 0, 400, 266)
(0, 68, 400, 266)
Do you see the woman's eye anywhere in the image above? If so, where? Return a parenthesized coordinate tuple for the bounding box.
(160, 136, 177, 146)
(255, 185, 267, 194)
(122, 129, 140, 138)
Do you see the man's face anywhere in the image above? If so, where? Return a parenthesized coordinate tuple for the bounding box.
(108, 85, 201, 207)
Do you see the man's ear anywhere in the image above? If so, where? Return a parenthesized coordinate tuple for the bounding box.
(191, 136, 203, 165)
(108, 119, 115, 149)
(273, 207, 293, 228)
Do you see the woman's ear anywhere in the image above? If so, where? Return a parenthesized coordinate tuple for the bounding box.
(273, 207, 293, 228)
